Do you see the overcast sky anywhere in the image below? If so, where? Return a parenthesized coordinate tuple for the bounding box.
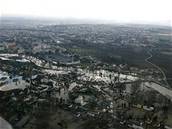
(1, 0, 172, 25)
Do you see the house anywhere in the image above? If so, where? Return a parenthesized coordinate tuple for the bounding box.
(0, 45, 5, 51)
(115, 99, 129, 109)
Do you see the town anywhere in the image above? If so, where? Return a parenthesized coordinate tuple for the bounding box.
(0, 19, 172, 129)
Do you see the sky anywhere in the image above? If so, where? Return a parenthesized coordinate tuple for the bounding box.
(0, 0, 172, 25)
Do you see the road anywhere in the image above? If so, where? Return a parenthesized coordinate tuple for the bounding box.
(145, 50, 170, 87)
(0, 117, 13, 129)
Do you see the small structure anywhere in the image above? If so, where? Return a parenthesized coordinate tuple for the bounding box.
(116, 99, 129, 109)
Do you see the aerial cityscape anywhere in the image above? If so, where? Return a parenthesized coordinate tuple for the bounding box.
(0, 0, 172, 129)
(0, 17, 172, 129)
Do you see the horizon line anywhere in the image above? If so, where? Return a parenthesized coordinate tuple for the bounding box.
(1, 14, 172, 27)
